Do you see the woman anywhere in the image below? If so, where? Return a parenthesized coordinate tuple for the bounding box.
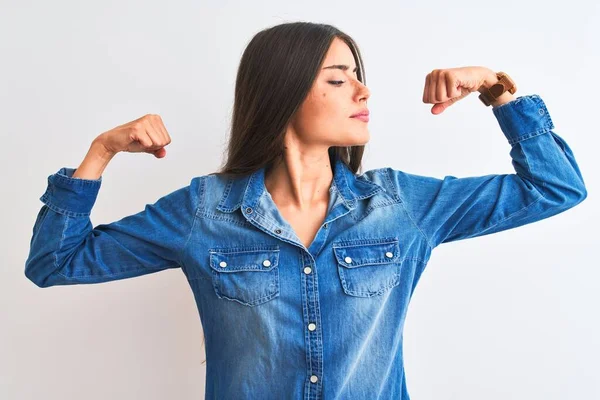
(25, 22, 587, 399)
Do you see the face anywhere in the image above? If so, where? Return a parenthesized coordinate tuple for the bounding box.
(287, 37, 371, 148)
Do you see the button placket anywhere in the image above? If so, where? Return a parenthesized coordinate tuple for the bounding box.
(300, 254, 322, 398)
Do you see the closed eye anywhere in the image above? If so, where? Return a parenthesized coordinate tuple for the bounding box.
(328, 80, 345, 86)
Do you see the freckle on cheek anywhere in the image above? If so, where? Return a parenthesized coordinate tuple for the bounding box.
(322, 93, 326, 97)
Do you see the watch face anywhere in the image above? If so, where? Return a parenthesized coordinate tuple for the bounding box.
(490, 83, 505, 97)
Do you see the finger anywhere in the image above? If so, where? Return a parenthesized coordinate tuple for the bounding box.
(157, 118, 171, 144)
(448, 72, 463, 98)
(153, 115, 170, 143)
(445, 72, 454, 99)
(429, 71, 438, 103)
(436, 71, 447, 102)
(133, 128, 153, 148)
(147, 116, 167, 144)
(143, 118, 164, 148)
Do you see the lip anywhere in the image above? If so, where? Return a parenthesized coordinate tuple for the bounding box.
(351, 114, 369, 122)
(350, 110, 370, 118)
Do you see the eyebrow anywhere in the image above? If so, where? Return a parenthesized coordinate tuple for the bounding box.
(323, 64, 358, 73)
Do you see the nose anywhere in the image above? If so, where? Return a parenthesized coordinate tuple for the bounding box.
(355, 80, 370, 103)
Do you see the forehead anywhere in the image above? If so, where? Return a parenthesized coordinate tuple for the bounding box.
(322, 37, 356, 68)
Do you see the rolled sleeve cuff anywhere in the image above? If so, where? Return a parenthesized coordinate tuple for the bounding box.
(39, 167, 102, 217)
(492, 94, 555, 146)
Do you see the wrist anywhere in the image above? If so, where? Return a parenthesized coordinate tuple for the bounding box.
(477, 68, 500, 93)
(91, 137, 117, 161)
(477, 68, 517, 108)
(72, 141, 115, 180)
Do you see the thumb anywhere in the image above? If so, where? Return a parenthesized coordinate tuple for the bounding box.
(153, 148, 167, 158)
(431, 90, 470, 115)
(431, 101, 455, 114)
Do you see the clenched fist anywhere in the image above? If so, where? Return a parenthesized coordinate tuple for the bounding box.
(96, 114, 172, 158)
(423, 66, 495, 115)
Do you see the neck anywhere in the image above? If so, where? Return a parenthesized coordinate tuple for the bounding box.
(264, 154, 333, 211)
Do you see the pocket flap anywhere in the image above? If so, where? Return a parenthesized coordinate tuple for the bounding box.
(209, 247, 280, 273)
(333, 239, 400, 269)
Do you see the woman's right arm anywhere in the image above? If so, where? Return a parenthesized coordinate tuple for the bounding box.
(25, 115, 203, 288)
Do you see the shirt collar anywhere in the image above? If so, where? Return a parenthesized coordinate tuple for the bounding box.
(216, 157, 384, 214)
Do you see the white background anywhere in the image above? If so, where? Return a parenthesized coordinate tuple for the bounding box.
(2, 1, 598, 399)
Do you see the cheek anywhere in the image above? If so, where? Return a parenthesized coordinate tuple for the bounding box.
(316, 91, 348, 121)
(294, 89, 352, 138)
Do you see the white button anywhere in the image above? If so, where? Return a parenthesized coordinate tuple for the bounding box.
(310, 375, 318, 383)
(303, 266, 312, 274)
(263, 260, 271, 267)
(385, 252, 394, 258)
(344, 256, 352, 263)
(219, 261, 227, 268)
(308, 323, 316, 331)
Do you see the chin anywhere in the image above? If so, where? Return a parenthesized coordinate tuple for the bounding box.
(330, 130, 370, 147)
(348, 131, 370, 146)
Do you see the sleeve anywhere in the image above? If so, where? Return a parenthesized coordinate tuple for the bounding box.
(25, 167, 204, 288)
(389, 94, 587, 249)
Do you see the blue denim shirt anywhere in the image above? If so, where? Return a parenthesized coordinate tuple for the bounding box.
(25, 94, 587, 399)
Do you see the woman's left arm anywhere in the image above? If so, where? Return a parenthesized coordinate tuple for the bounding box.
(387, 67, 588, 249)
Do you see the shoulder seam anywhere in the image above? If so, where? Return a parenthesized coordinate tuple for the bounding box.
(385, 168, 434, 250)
(179, 175, 206, 267)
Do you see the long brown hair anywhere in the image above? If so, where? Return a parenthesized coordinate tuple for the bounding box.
(212, 21, 368, 178)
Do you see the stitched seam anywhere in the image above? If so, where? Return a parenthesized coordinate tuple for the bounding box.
(452, 193, 545, 237)
(399, 197, 434, 250)
(181, 176, 205, 267)
(342, 277, 400, 297)
(337, 256, 428, 264)
(41, 192, 91, 217)
(54, 213, 69, 272)
(508, 128, 552, 146)
(520, 140, 546, 191)
(57, 265, 169, 280)
(384, 168, 433, 248)
(252, 207, 294, 237)
(451, 146, 547, 238)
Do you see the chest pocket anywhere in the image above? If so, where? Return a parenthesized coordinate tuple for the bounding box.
(333, 238, 401, 297)
(209, 246, 280, 307)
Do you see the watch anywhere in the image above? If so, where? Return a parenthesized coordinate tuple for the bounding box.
(478, 72, 517, 107)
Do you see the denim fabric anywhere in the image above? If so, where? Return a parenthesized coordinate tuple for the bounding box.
(25, 94, 587, 399)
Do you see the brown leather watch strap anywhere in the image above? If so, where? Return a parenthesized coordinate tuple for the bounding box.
(478, 72, 517, 106)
